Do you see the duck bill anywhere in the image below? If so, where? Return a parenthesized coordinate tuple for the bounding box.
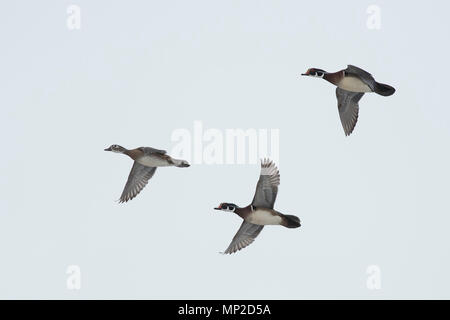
(214, 207, 221, 210)
(104, 147, 112, 151)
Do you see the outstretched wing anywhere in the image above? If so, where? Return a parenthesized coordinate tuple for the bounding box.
(119, 162, 157, 203)
(345, 65, 376, 91)
(336, 87, 364, 136)
(251, 159, 280, 209)
(223, 221, 264, 254)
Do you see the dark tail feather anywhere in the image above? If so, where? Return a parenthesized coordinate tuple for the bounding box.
(374, 82, 395, 96)
(281, 214, 301, 228)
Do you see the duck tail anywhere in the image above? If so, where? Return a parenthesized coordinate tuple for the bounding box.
(171, 158, 190, 168)
(374, 82, 396, 96)
(281, 214, 301, 228)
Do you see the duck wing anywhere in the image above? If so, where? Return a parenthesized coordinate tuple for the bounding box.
(336, 87, 364, 136)
(119, 161, 157, 203)
(139, 147, 167, 155)
(345, 65, 376, 91)
(223, 221, 264, 254)
(251, 159, 280, 209)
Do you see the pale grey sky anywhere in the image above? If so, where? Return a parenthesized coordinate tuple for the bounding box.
(1, 1, 449, 299)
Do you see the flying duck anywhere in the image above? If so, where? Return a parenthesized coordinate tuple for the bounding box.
(214, 159, 301, 254)
(105, 145, 190, 203)
(302, 65, 395, 136)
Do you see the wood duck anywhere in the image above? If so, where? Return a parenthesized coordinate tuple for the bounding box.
(214, 159, 301, 254)
(105, 145, 190, 203)
(302, 65, 396, 136)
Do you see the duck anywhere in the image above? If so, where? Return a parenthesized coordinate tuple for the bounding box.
(214, 159, 301, 254)
(302, 65, 395, 136)
(104, 145, 190, 203)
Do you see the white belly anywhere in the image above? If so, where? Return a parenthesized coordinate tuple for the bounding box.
(136, 155, 171, 167)
(247, 209, 282, 226)
(339, 77, 372, 93)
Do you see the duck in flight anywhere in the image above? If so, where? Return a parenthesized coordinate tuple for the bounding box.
(105, 145, 190, 203)
(214, 159, 301, 254)
(302, 65, 395, 136)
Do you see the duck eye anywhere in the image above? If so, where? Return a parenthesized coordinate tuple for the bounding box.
(311, 72, 316, 76)
(316, 72, 323, 77)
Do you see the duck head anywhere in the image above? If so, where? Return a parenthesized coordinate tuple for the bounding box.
(104, 144, 127, 153)
(214, 203, 238, 213)
(301, 68, 327, 78)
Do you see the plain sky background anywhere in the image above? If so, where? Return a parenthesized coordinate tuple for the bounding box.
(1, 0, 449, 299)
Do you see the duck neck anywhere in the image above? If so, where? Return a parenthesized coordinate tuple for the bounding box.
(323, 70, 344, 86)
(123, 148, 139, 160)
(234, 205, 252, 218)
